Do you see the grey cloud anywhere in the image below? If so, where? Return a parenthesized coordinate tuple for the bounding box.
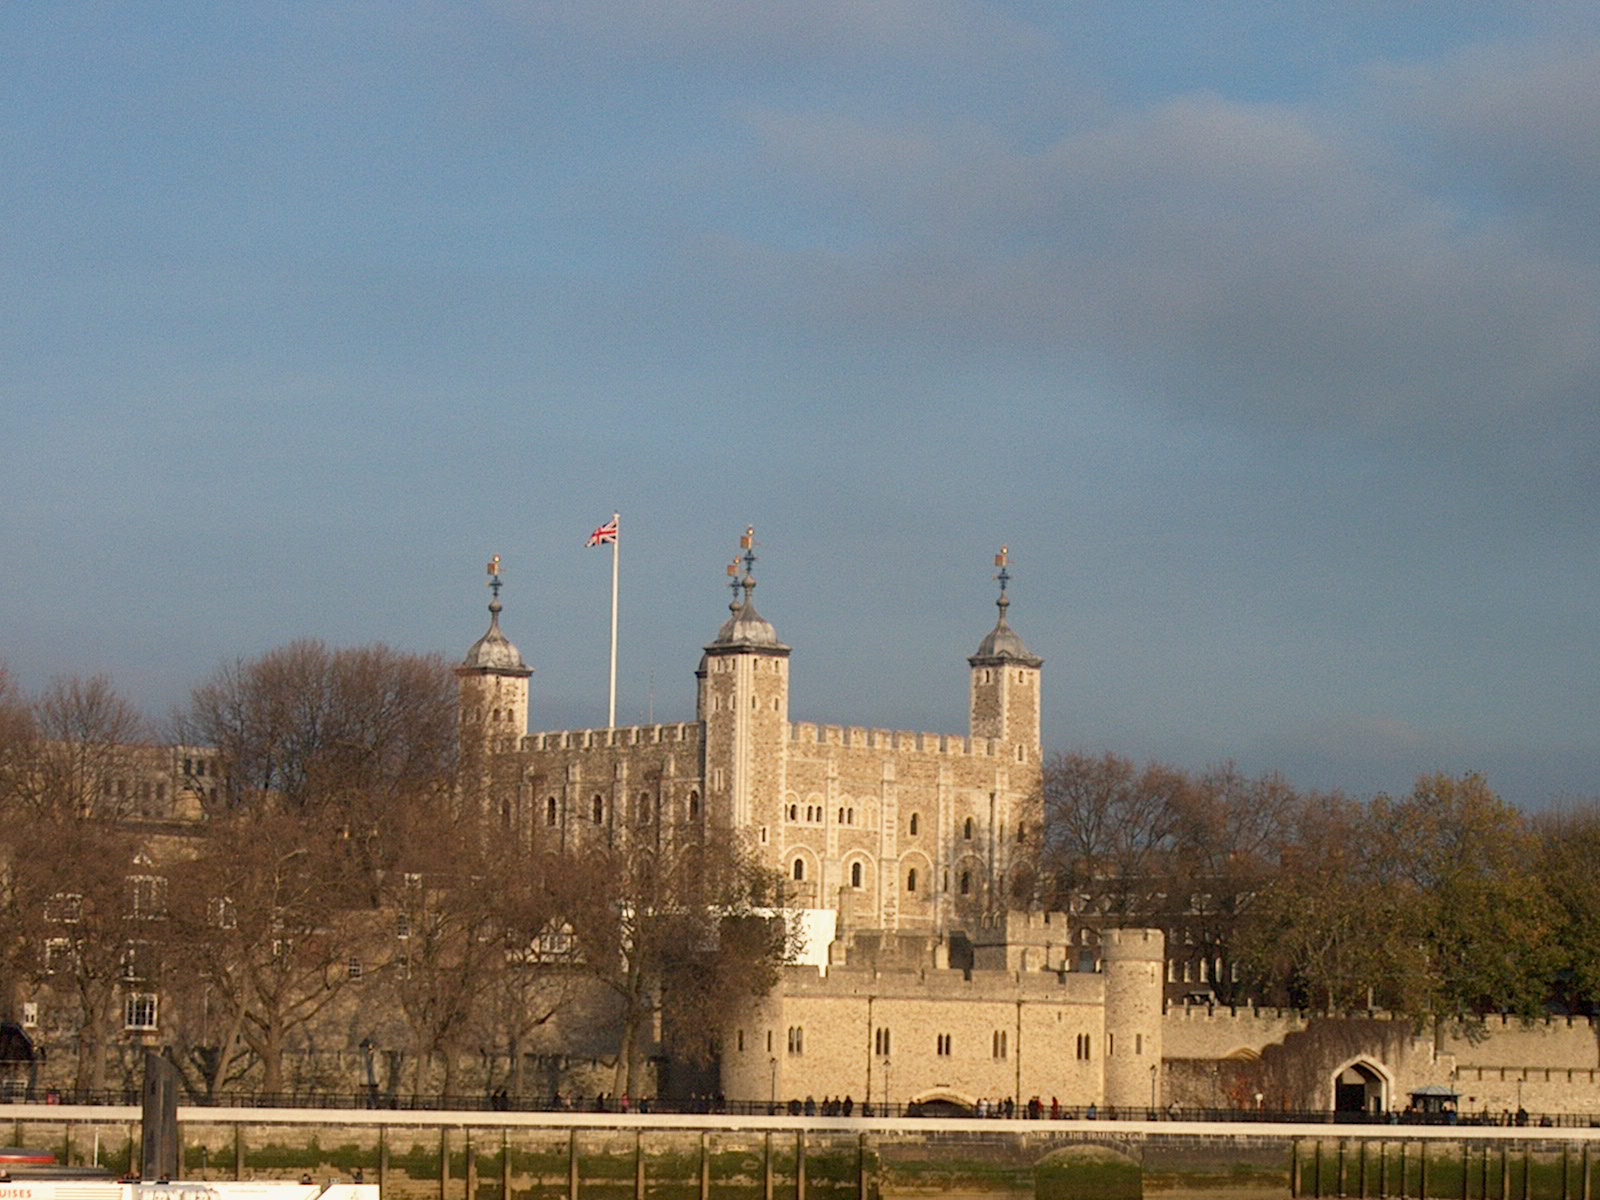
(724, 89, 1600, 471)
(1376, 39, 1600, 256)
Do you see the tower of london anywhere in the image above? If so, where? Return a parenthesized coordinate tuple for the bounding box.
(456, 532, 1167, 1111)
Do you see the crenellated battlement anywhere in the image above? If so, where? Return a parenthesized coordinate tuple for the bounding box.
(788, 722, 999, 758)
(779, 960, 1109, 1003)
(522, 722, 700, 752)
(1166, 1002, 1317, 1023)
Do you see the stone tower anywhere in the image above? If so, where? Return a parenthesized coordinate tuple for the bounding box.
(456, 557, 532, 817)
(966, 547, 1045, 904)
(1100, 927, 1166, 1111)
(968, 545, 1043, 754)
(696, 529, 790, 855)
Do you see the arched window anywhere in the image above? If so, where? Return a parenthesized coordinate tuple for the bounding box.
(1016, 823, 1026, 843)
(963, 817, 974, 840)
(592, 795, 604, 824)
(850, 862, 862, 888)
(792, 858, 806, 881)
(960, 870, 971, 895)
(909, 813, 919, 836)
(788, 804, 797, 821)
(688, 791, 701, 820)
(838, 807, 845, 824)
(546, 797, 558, 826)
(906, 868, 917, 893)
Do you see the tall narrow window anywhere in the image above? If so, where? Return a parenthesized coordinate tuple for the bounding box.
(960, 871, 971, 895)
(850, 862, 863, 888)
(909, 813, 920, 836)
(963, 817, 974, 840)
(936, 1034, 951, 1056)
(906, 868, 917, 893)
(793, 858, 805, 881)
(546, 797, 558, 826)
(992, 1031, 1007, 1059)
(874, 1028, 891, 1055)
(592, 795, 604, 824)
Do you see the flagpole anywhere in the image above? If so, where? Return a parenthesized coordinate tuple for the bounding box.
(608, 512, 619, 728)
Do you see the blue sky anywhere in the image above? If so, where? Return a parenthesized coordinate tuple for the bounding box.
(5, 3, 1599, 808)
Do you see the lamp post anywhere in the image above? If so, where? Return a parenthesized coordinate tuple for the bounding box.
(1150, 1064, 1158, 1114)
(884, 1058, 891, 1117)
(770, 1057, 778, 1112)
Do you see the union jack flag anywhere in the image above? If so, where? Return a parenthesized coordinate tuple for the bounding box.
(587, 515, 618, 547)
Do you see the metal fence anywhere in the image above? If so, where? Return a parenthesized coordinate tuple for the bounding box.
(5, 1087, 1596, 1129)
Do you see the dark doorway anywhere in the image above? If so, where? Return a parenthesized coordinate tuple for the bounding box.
(1334, 1062, 1384, 1115)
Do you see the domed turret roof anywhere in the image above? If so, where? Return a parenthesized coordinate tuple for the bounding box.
(704, 526, 790, 655)
(969, 546, 1042, 668)
(971, 605, 1041, 666)
(711, 592, 784, 649)
(459, 560, 532, 677)
(462, 604, 530, 673)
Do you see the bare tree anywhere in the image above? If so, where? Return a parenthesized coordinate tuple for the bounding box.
(10, 816, 149, 1092)
(162, 806, 370, 1095)
(554, 828, 794, 1098)
(371, 799, 507, 1101)
(29, 675, 146, 819)
(1041, 751, 1183, 916)
(1163, 763, 1301, 1005)
(181, 641, 456, 831)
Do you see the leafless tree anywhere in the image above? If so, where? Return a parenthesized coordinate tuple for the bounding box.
(161, 806, 370, 1095)
(180, 640, 456, 830)
(554, 827, 795, 1097)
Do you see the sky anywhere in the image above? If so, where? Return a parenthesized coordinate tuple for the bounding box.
(5, 3, 1600, 810)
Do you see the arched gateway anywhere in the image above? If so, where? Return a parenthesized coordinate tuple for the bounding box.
(1332, 1059, 1389, 1116)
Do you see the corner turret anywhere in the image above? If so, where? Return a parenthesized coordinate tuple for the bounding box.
(697, 528, 790, 839)
(457, 556, 532, 759)
(968, 546, 1042, 754)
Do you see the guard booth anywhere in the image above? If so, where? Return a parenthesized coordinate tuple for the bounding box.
(1408, 1084, 1460, 1123)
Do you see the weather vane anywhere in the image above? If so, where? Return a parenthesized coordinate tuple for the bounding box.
(487, 555, 503, 601)
(994, 545, 1010, 597)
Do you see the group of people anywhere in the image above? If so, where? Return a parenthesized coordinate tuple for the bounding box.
(795, 1096, 859, 1117)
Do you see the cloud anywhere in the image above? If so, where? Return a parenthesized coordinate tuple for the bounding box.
(1377, 37, 1600, 256)
(696, 75, 1600, 487)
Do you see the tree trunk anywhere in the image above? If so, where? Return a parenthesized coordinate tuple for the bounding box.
(613, 1015, 636, 1098)
(260, 1029, 284, 1096)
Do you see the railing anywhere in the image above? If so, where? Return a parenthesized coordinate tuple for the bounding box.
(5, 1088, 1595, 1129)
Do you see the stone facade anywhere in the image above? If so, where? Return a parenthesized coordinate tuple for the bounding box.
(460, 539, 1171, 1111)
(460, 539, 1046, 940)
